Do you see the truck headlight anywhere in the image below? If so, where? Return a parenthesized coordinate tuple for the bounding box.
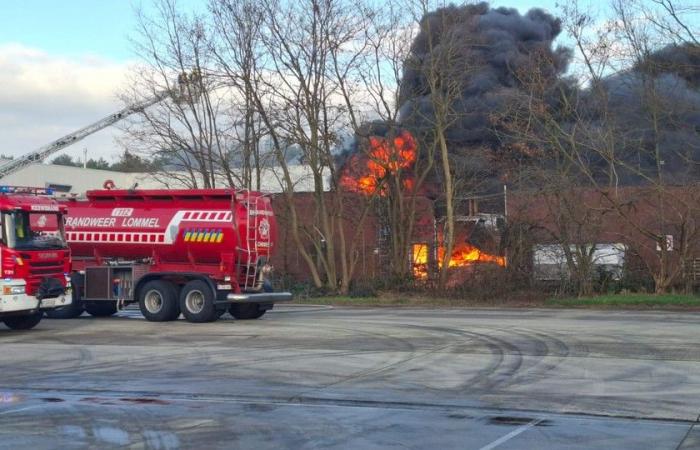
(3, 286, 25, 295)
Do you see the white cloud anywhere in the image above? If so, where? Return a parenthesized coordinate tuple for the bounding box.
(0, 43, 133, 161)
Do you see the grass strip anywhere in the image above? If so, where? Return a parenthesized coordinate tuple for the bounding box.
(290, 292, 700, 309)
(545, 294, 700, 308)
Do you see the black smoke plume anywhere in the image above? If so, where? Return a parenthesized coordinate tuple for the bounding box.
(592, 44, 700, 183)
(398, 2, 571, 188)
(341, 4, 700, 191)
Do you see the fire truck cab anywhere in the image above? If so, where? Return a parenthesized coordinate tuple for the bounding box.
(0, 186, 72, 330)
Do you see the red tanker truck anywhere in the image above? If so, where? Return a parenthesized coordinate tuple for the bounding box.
(50, 188, 292, 323)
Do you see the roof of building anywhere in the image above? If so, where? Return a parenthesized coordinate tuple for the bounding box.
(0, 163, 330, 196)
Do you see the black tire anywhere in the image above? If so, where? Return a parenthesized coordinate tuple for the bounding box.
(229, 303, 266, 320)
(3, 312, 43, 330)
(45, 300, 83, 319)
(84, 301, 118, 317)
(179, 280, 218, 323)
(139, 280, 180, 322)
(46, 273, 84, 319)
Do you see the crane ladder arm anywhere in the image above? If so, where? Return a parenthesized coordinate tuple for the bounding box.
(0, 91, 168, 179)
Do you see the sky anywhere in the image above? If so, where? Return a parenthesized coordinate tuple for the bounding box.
(0, 0, 568, 163)
(0, 0, 208, 163)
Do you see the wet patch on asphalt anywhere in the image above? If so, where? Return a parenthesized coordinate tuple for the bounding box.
(486, 416, 551, 427)
(39, 397, 65, 403)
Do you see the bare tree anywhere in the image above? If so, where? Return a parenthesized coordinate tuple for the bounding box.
(399, 1, 476, 290)
(209, 0, 272, 190)
(495, 53, 608, 296)
(122, 0, 236, 189)
(211, 0, 396, 293)
(503, 0, 700, 294)
(342, 1, 436, 282)
(581, 0, 698, 292)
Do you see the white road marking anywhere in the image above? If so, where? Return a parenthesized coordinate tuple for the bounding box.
(0, 405, 44, 416)
(478, 418, 542, 450)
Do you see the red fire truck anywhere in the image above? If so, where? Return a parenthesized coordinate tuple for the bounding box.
(0, 186, 72, 329)
(51, 188, 291, 323)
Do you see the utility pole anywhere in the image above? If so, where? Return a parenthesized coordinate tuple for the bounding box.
(83, 148, 88, 169)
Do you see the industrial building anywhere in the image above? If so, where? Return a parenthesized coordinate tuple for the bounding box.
(0, 161, 323, 196)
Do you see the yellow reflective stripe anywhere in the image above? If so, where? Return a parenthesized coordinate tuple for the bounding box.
(183, 229, 224, 243)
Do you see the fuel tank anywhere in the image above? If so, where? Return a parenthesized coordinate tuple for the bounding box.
(64, 189, 276, 266)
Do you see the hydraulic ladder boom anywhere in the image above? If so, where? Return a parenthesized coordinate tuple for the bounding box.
(0, 92, 169, 179)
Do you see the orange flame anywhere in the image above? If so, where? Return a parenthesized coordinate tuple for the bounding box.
(411, 242, 506, 279)
(439, 243, 506, 268)
(341, 130, 417, 196)
(412, 243, 429, 279)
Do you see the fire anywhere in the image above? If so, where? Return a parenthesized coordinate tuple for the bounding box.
(340, 130, 417, 196)
(439, 243, 506, 267)
(412, 243, 429, 279)
(411, 242, 506, 279)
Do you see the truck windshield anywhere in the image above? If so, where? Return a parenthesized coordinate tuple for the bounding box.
(2, 211, 67, 250)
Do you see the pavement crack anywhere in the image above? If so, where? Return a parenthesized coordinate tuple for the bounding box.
(674, 414, 700, 450)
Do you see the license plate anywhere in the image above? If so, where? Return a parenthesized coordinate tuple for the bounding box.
(41, 298, 56, 307)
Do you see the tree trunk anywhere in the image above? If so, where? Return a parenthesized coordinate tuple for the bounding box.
(437, 134, 454, 291)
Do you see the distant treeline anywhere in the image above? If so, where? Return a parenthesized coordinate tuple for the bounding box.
(50, 150, 164, 173)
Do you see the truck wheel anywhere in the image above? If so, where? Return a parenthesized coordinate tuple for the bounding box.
(45, 301, 83, 319)
(3, 312, 43, 330)
(84, 301, 118, 317)
(229, 303, 266, 320)
(180, 280, 217, 323)
(139, 280, 180, 322)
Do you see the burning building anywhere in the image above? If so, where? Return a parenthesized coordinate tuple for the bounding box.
(324, 3, 568, 283)
(339, 130, 417, 196)
(273, 3, 700, 291)
(336, 126, 507, 283)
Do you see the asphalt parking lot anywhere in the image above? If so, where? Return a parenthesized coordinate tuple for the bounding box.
(0, 305, 699, 449)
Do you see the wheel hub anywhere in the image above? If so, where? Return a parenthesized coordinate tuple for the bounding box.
(185, 290, 205, 314)
(144, 290, 164, 313)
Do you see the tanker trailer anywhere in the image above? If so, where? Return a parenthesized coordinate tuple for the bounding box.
(58, 188, 292, 323)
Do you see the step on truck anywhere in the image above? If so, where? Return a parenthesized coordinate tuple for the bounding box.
(0, 186, 72, 330)
(51, 188, 292, 323)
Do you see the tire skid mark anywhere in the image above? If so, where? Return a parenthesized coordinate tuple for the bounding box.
(3, 314, 697, 416)
(350, 321, 515, 388)
(0, 346, 212, 384)
(337, 321, 517, 391)
(382, 323, 519, 391)
(287, 322, 422, 392)
(494, 328, 575, 388)
(268, 319, 479, 396)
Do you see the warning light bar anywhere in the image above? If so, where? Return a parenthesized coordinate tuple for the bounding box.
(0, 186, 54, 195)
